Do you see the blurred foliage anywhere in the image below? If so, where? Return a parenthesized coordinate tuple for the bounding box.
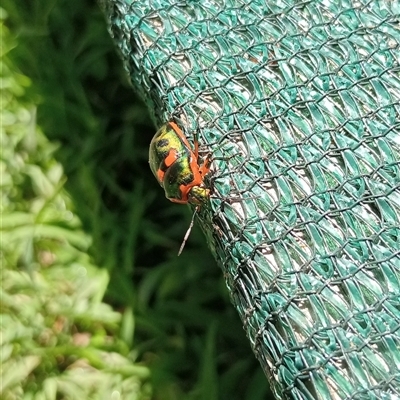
(2, 0, 272, 399)
(0, 10, 150, 399)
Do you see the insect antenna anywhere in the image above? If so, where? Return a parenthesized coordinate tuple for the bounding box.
(178, 206, 199, 256)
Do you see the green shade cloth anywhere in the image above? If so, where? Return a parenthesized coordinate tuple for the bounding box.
(102, 0, 400, 398)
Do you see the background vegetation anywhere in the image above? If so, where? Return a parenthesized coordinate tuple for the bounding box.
(2, 0, 272, 398)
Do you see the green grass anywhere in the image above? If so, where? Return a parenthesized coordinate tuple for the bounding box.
(2, 1, 272, 399)
(1, 11, 150, 399)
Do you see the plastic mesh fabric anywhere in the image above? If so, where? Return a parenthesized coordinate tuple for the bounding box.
(101, 1, 400, 398)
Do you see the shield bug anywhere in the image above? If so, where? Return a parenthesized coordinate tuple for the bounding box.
(149, 121, 211, 254)
(149, 121, 210, 205)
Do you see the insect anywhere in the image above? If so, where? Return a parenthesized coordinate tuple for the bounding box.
(149, 121, 211, 254)
(149, 121, 211, 205)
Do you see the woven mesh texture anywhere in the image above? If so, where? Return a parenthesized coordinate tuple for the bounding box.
(102, 1, 400, 398)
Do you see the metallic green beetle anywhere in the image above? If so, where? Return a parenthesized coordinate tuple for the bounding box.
(149, 121, 210, 205)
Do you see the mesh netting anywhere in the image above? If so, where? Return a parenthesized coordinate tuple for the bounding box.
(101, 0, 400, 398)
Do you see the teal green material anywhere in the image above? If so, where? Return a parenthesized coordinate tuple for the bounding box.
(102, 0, 400, 398)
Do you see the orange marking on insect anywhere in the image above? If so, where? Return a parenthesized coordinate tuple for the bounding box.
(164, 148, 179, 168)
(170, 194, 189, 204)
(168, 121, 191, 147)
(157, 169, 165, 182)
